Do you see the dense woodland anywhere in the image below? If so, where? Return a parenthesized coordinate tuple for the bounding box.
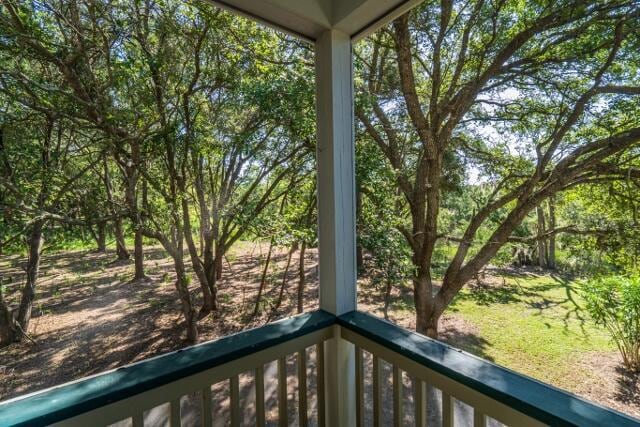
(1, 0, 639, 350)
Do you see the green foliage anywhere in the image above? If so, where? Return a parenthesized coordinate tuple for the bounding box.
(1, 0, 640, 348)
(560, 182, 640, 275)
(356, 128, 412, 289)
(582, 276, 640, 371)
(354, 0, 640, 333)
(360, 205, 412, 288)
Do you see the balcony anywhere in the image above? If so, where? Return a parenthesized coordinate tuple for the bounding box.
(2, 1, 638, 426)
(1, 310, 636, 427)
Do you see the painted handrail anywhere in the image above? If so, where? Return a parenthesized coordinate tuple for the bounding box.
(337, 311, 640, 427)
(0, 310, 335, 427)
(1, 309, 638, 427)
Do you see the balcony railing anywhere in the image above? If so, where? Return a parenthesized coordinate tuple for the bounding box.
(0, 310, 637, 427)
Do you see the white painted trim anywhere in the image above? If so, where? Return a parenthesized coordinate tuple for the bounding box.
(206, 0, 425, 42)
(208, 0, 317, 42)
(351, 0, 424, 42)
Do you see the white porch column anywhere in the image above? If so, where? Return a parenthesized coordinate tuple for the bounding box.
(316, 30, 357, 316)
(315, 29, 357, 425)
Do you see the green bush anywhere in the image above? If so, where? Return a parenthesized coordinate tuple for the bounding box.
(582, 276, 640, 372)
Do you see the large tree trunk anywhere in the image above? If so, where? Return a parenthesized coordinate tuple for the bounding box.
(214, 252, 223, 281)
(547, 197, 556, 269)
(97, 223, 106, 253)
(190, 238, 220, 319)
(536, 206, 547, 268)
(0, 284, 17, 346)
(198, 253, 217, 317)
(172, 254, 198, 343)
(412, 260, 441, 340)
(124, 188, 145, 279)
(14, 221, 44, 342)
(414, 308, 441, 340)
(383, 278, 392, 320)
(212, 252, 222, 308)
(411, 155, 442, 339)
(113, 218, 130, 260)
(181, 198, 216, 320)
(127, 174, 146, 281)
(124, 143, 146, 281)
(413, 266, 439, 338)
(103, 157, 129, 260)
(91, 222, 107, 253)
(205, 248, 223, 314)
(184, 155, 220, 318)
(133, 228, 145, 280)
(197, 245, 222, 317)
(150, 225, 199, 343)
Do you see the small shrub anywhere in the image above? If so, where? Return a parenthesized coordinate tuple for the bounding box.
(582, 276, 640, 372)
(218, 293, 232, 305)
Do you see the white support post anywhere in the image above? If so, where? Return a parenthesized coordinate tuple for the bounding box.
(316, 30, 357, 316)
(315, 29, 357, 426)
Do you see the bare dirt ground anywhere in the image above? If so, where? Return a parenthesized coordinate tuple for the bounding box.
(0, 244, 320, 401)
(575, 351, 640, 418)
(1, 245, 638, 421)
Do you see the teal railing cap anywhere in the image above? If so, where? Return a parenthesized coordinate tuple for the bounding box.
(338, 311, 640, 427)
(0, 310, 335, 427)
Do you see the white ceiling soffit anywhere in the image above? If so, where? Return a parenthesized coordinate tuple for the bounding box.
(209, 0, 424, 42)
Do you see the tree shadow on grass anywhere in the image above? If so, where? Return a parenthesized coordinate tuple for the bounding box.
(460, 281, 523, 306)
(537, 274, 588, 333)
(451, 271, 594, 339)
(440, 326, 495, 363)
(452, 274, 552, 307)
(457, 273, 585, 312)
(559, 276, 586, 321)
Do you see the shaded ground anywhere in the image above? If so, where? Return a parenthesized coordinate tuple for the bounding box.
(1, 247, 638, 420)
(0, 243, 320, 401)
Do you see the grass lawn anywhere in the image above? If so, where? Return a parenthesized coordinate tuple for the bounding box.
(449, 272, 614, 387)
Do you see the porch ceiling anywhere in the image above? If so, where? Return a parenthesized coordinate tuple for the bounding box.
(210, 0, 423, 41)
